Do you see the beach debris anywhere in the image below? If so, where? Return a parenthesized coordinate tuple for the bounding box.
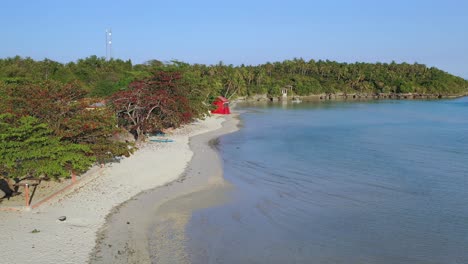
(127, 221, 130, 224)
(31, 229, 40, 234)
(58, 216, 67, 221)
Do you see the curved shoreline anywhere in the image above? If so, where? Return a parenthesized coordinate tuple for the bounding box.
(89, 114, 240, 263)
(0, 114, 229, 264)
(238, 93, 468, 103)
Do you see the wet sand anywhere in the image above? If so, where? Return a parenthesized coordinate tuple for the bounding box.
(90, 114, 240, 264)
(0, 115, 225, 264)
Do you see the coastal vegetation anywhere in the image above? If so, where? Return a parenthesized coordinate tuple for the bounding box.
(0, 114, 95, 180)
(0, 55, 467, 185)
(1, 56, 467, 99)
(109, 71, 207, 140)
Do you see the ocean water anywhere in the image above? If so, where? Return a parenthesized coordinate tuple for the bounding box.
(185, 98, 468, 264)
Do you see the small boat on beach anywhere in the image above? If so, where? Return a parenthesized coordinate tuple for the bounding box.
(150, 138, 174, 143)
(148, 133, 174, 143)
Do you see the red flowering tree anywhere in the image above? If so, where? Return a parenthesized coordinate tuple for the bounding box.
(0, 81, 133, 164)
(0, 81, 87, 132)
(109, 71, 194, 140)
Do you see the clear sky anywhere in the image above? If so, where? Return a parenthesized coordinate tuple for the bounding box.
(1, 0, 467, 78)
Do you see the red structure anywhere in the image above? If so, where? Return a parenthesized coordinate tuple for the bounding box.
(211, 96, 231, 114)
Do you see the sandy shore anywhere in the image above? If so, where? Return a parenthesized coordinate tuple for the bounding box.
(90, 113, 240, 263)
(0, 114, 233, 264)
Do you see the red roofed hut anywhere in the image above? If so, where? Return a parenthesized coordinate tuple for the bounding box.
(211, 96, 231, 114)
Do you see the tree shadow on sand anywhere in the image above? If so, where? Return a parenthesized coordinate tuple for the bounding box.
(0, 178, 21, 203)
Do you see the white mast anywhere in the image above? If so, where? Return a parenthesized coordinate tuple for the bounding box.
(106, 29, 112, 60)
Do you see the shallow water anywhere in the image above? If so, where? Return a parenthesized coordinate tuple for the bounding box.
(185, 98, 468, 264)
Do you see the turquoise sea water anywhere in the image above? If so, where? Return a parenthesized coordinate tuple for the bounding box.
(186, 98, 468, 264)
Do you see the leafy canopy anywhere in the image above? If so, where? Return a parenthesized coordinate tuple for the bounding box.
(0, 114, 95, 180)
(109, 71, 196, 140)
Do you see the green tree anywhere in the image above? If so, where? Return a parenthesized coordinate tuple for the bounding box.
(0, 81, 132, 164)
(0, 114, 95, 180)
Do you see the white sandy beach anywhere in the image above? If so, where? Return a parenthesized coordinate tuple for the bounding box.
(0, 115, 226, 264)
(90, 113, 240, 264)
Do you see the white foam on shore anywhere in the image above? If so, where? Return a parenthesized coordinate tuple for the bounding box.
(0, 115, 224, 264)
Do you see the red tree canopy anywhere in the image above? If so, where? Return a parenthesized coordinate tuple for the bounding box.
(109, 71, 194, 140)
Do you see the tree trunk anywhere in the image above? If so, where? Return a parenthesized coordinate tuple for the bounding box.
(135, 126, 144, 142)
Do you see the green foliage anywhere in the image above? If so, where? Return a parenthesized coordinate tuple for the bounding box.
(398, 81, 414, 93)
(292, 75, 323, 95)
(90, 79, 120, 97)
(0, 55, 466, 186)
(0, 114, 95, 180)
(58, 107, 134, 163)
(0, 81, 133, 165)
(1, 56, 466, 98)
(268, 84, 282, 96)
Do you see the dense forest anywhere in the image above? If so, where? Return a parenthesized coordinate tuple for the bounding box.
(1, 56, 467, 98)
(0, 56, 467, 186)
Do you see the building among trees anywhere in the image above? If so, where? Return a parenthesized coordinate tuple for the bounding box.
(211, 96, 231, 115)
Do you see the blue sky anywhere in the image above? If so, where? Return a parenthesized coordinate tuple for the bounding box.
(1, 0, 467, 78)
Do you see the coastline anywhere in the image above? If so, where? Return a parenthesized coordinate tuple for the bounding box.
(237, 92, 468, 103)
(0, 114, 234, 264)
(89, 113, 240, 263)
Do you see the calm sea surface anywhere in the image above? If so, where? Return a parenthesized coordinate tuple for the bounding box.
(185, 98, 468, 264)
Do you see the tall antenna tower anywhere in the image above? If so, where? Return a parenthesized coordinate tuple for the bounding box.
(105, 29, 112, 60)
